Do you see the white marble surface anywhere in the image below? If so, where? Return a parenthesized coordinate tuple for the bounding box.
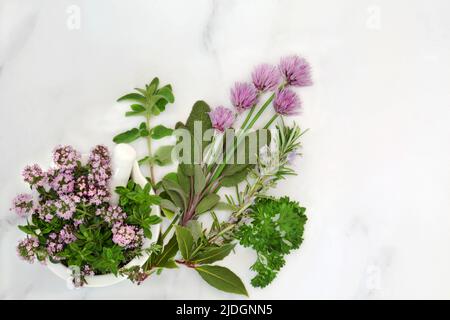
(1, 0, 450, 300)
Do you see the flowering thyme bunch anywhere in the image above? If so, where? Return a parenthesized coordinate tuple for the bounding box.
(12, 145, 160, 286)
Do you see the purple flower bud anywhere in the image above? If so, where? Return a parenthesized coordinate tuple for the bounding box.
(274, 88, 301, 116)
(252, 64, 281, 92)
(279, 55, 312, 87)
(209, 106, 235, 132)
(230, 82, 258, 112)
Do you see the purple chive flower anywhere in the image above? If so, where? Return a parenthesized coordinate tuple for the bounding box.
(96, 205, 127, 226)
(209, 106, 235, 132)
(274, 88, 301, 116)
(53, 145, 81, 170)
(11, 194, 35, 217)
(17, 237, 40, 263)
(22, 164, 46, 188)
(252, 64, 281, 92)
(54, 195, 76, 220)
(230, 82, 258, 112)
(279, 55, 312, 87)
(112, 223, 144, 249)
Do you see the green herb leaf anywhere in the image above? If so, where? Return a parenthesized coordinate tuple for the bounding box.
(177, 166, 191, 195)
(117, 93, 146, 103)
(236, 196, 307, 288)
(195, 265, 248, 296)
(151, 125, 173, 139)
(162, 179, 187, 210)
(186, 220, 203, 242)
(195, 194, 220, 214)
(153, 234, 179, 267)
(175, 225, 194, 260)
(157, 86, 175, 103)
(219, 168, 249, 187)
(113, 128, 141, 143)
(151, 145, 174, 166)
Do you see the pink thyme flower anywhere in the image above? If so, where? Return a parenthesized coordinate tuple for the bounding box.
(38, 200, 55, 222)
(274, 88, 301, 116)
(82, 265, 95, 276)
(17, 237, 40, 263)
(73, 218, 84, 227)
(279, 55, 312, 87)
(252, 64, 281, 92)
(22, 164, 46, 188)
(11, 193, 35, 217)
(54, 195, 76, 220)
(59, 225, 77, 244)
(46, 232, 65, 258)
(230, 82, 258, 112)
(209, 106, 235, 132)
(96, 205, 127, 226)
(112, 223, 144, 249)
(53, 145, 81, 170)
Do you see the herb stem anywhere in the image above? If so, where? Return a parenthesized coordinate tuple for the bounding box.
(264, 114, 279, 129)
(244, 93, 275, 131)
(209, 93, 276, 182)
(145, 114, 156, 187)
(240, 106, 255, 129)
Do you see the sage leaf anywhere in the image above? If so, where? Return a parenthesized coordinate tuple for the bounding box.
(151, 125, 173, 139)
(117, 93, 145, 103)
(195, 194, 220, 214)
(160, 199, 178, 212)
(195, 265, 248, 296)
(193, 243, 236, 265)
(130, 104, 146, 112)
(175, 225, 194, 260)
